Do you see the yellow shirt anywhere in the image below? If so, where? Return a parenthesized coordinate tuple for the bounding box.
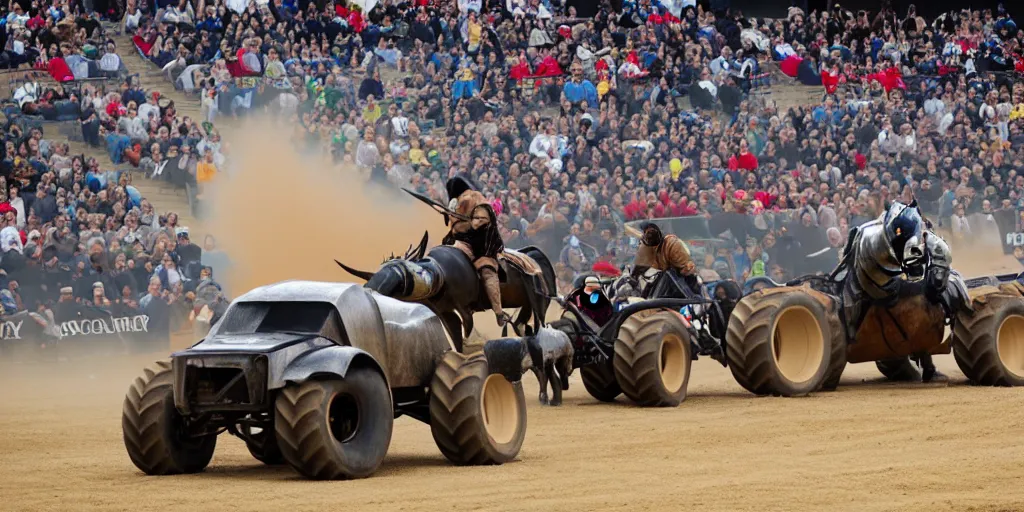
(363, 104, 382, 124)
(196, 161, 217, 183)
(409, 148, 426, 165)
(1010, 103, 1024, 122)
(468, 22, 482, 48)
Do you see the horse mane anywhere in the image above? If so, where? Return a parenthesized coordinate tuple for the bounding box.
(381, 243, 420, 264)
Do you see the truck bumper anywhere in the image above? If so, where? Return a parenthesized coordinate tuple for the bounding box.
(172, 353, 270, 416)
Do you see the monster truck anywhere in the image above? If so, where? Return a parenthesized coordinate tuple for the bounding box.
(732, 202, 1024, 391)
(121, 281, 529, 480)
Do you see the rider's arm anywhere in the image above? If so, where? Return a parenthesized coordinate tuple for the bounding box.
(632, 243, 656, 277)
(664, 238, 697, 275)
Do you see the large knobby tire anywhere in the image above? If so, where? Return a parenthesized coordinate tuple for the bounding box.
(580, 361, 622, 402)
(875, 358, 921, 381)
(726, 290, 830, 396)
(820, 309, 847, 391)
(430, 351, 527, 465)
(122, 361, 217, 475)
(612, 311, 692, 407)
(274, 368, 394, 480)
(952, 294, 1024, 386)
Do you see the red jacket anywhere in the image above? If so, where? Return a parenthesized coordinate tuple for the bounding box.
(348, 11, 365, 33)
(677, 202, 698, 216)
(510, 61, 531, 80)
(624, 200, 645, 221)
(533, 56, 564, 77)
(653, 202, 668, 218)
(728, 152, 759, 171)
(47, 58, 75, 82)
(821, 69, 839, 94)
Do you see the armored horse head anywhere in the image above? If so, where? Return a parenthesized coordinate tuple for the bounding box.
(336, 232, 557, 353)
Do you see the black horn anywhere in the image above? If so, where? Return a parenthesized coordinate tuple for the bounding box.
(335, 260, 376, 281)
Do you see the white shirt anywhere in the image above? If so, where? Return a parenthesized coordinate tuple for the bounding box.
(391, 115, 409, 138)
(10, 197, 25, 229)
(100, 53, 122, 72)
(698, 80, 718, 98)
(138, 102, 160, 123)
(774, 43, 796, 58)
(529, 134, 555, 160)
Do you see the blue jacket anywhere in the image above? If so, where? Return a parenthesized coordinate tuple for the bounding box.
(105, 133, 130, 165)
(563, 80, 598, 108)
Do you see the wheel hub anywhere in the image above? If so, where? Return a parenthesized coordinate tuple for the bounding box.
(480, 374, 519, 445)
(771, 306, 825, 384)
(328, 393, 360, 443)
(997, 315, 1024, 379)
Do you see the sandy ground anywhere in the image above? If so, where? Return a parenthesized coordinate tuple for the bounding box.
(2, 345, 1024, 512)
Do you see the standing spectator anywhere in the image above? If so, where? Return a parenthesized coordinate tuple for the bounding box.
(139, 277, 172, 352)
(176, 230, 202, 278)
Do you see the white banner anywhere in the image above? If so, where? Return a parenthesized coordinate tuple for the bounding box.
(59, 315, 150, 339)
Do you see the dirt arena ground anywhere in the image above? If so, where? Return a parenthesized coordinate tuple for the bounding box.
(2, 341, 1024, 512)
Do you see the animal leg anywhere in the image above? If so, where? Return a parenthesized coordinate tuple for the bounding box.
(915, 352, 948, 383)
(558, 356, 572, 391)
(513, 306, 532, 336)
(536, 362, 549, 405)
(530, 365, 543, 383)
(440, 312, 464, 353)
(455, 305, 475, 341)
(534, 275, 551, 334)
(547, 360, 562, 406)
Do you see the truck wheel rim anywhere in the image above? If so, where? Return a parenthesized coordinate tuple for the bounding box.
(997, 315, 1024, 379)
(328, 393, 360, 443)
(771, 306, 825, 384)
(659, 334, 687, 393)
(480, 374, 519, 445)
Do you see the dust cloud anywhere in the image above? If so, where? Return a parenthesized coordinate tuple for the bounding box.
(203, 119, 447, 294)
(941, 231, 1022, 278)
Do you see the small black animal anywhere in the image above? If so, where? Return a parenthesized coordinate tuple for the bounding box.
(525, 327, 575, 406)
(483, 327, 575, 406)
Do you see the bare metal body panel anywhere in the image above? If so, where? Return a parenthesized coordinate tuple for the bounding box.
(201, 281, 452, 388)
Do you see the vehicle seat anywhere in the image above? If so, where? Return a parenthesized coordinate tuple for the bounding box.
(566, 288, 614, 328)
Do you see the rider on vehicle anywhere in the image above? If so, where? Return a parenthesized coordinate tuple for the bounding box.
(632, 222, 701, 295)
(442, 184, 509, 326)
(570, 275, 614, 326)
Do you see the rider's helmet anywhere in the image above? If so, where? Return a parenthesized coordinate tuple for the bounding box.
(639, 221, 664, 247)
(883, 200, 926, 275)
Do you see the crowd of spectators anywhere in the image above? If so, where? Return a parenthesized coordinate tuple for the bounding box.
(8, 0, 1024, 316)
(121, 0, 1024, 290)
(2, 1, 232, 334)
